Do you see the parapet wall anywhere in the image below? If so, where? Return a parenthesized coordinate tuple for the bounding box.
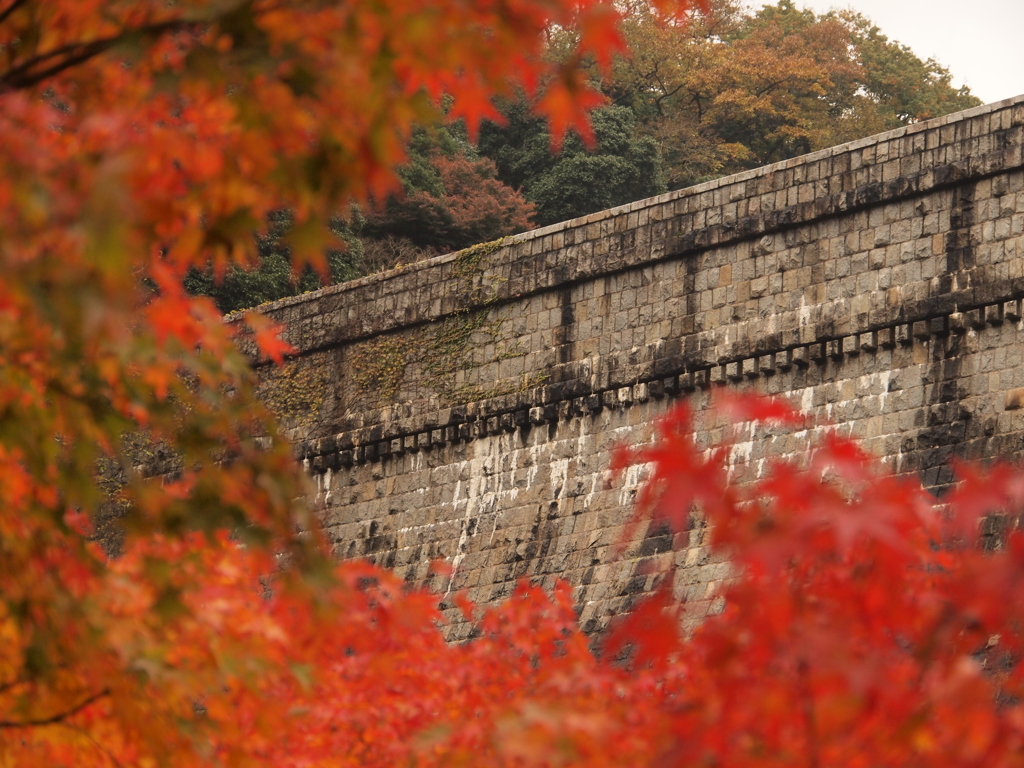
(237, 95, 1024, 638)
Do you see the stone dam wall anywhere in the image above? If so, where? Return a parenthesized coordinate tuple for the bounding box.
(235, 95, 1024, 639)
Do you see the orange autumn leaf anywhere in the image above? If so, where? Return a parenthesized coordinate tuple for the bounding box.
(245, 311, 296, 366)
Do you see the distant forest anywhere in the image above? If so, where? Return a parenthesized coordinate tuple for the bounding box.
(187, 0, 980, 314)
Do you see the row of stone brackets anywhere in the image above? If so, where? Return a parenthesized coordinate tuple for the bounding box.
(297, 297, 1024, 473)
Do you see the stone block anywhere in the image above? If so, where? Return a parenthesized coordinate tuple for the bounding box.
(929, 316, 950, 336)
(1006, 389, 1024, 411)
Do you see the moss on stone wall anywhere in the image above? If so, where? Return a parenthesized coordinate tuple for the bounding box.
(258, 359, 327, 427)
(344, 236, 542, 408)
(349, 335, 414, 404)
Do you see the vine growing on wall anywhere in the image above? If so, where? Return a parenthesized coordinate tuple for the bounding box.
(346, 237, 546, 408)
(349, 335, 415, 405)
(258, 359, 329, 427)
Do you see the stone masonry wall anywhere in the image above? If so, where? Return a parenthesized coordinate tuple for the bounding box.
(234, 95, 1024, 639)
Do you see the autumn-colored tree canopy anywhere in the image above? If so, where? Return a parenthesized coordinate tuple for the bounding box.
(478, 0, 980, 222)
(606, 0, 979, 185)
(4, 1, 1024, 767)
(358, 125, 537, 261)
(184, 125, 538, 313)
(180, 0, 981, 311)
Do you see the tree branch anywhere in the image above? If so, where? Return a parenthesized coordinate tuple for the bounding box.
(0, 677, 28, 695)
(1, 36, 121, 91)
(0, 19, 192, 92)
(0, 0, 29, 28)
(0, 688, 109, 729)
(61, 721, 127, 768)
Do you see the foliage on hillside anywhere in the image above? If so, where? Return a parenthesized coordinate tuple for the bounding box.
(481, 0, 981, 209)
(360, 125, 536, 261)
(185, 0, 980, 311)
(182, 213, 364, 314)
(479, 103, 666, 226)
(187, 127, 537, 312)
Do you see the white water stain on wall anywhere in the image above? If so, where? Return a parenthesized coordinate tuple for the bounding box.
(446, 433, 522, 593)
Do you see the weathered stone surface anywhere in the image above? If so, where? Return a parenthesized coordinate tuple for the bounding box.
(233, 95, 1024, 639)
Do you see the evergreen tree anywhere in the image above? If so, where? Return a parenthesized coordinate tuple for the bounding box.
(183, 214, 364, 315)
(479, 103, 666, 226)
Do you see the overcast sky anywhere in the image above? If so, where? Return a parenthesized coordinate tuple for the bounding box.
(752, 0, 1024, 105)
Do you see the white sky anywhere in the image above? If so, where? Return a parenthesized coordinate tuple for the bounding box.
(752, 0, 1024, 105)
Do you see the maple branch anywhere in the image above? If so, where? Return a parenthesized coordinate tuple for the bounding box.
(0, 19, 191, 92)
(651, 73, 688, 117)
(692, 93, 705, 121)
(61, 722, 127, 768)
(0, 677, 28, 694)
(0, 0, 29, 28)
(0, 688, 109, 729)
(752, 77, 791, 98)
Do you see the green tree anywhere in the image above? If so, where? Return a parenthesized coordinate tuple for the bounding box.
(189, 124, 537, 312)
(184, 214, 364, 314)
(479, 103, 665, 226)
